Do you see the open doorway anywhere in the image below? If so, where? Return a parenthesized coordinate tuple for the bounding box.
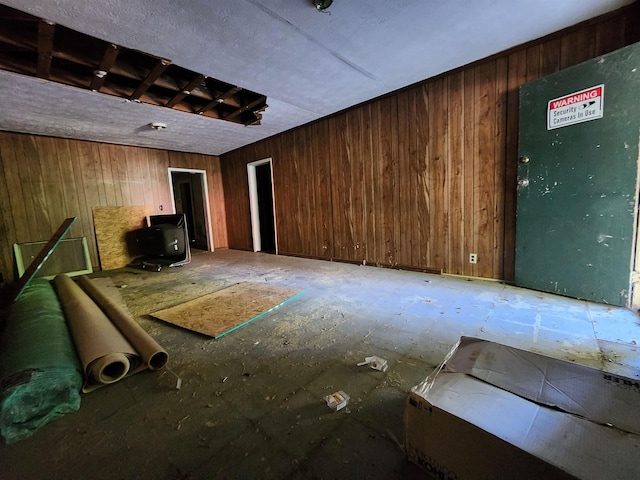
(168, 168, 213, 251)
(247, 158, 277, 254)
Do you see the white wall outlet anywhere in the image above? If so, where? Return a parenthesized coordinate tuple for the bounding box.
(469, 253, 477, 264)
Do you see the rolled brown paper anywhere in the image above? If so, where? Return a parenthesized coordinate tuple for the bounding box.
(76, 276, 168, 370)
(91, 352, 130, 384)
(52, 274, 140, 392)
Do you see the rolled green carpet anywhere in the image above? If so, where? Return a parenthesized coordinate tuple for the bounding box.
(0, 278, 82, 444)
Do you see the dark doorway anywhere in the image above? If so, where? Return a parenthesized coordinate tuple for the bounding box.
(256, 163, 276, 254)
(171, 171, 209, 250)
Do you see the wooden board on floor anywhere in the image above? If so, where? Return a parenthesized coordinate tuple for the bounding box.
(150, 282, 304, 338)
(92, 206, 153, 270)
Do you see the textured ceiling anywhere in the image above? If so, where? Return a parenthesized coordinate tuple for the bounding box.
(0, 7, 272, 126)
(0, 0, 634, 156)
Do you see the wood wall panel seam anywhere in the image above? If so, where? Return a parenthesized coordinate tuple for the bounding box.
(2, 8, 635, 282)
(0, 134, 226, 281)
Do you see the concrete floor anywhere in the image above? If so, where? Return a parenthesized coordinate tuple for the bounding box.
(2, 249, 640, 479)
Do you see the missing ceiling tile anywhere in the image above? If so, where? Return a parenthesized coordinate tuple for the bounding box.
(0, 4, 268, 126)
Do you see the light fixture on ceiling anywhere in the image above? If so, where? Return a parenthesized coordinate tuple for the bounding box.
(313, 0, 333, 12)
(149, 122, 167, 130)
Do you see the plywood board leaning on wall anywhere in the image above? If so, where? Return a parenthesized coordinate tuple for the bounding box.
(92, 206, 153, 270)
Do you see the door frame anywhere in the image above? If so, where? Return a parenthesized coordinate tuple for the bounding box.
(631, 180, 640, 310)
(167, 167, 214, 252)
(247, 158, 277, 254)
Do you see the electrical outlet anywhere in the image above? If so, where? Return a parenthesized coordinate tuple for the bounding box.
(469, 253, 477, 264)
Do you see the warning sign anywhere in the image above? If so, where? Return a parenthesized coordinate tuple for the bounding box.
(547, 84, 604, 130)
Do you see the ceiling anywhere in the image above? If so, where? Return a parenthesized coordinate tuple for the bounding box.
(0, 0, 634, 156)
(0, 5, 270, 127)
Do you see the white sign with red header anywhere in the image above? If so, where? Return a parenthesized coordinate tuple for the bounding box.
(547, 84, 604, 130)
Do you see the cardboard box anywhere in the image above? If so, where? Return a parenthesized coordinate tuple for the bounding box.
(405, 337, 640, 480)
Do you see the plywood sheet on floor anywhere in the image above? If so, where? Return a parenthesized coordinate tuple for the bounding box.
(93, 206, 152, 270)
(150, 282, 304, 338)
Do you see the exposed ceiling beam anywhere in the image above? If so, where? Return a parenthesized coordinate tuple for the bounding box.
(89, 43, 120, 92)
(129, 58, 171, 100)
(0, 3, 271, 132)
(223, 96, 267, 122)
(242, 112, 263, 126)
(36, 19, 54, 79)
(196, 86, 243, 114)
(165, 73, 206, 108)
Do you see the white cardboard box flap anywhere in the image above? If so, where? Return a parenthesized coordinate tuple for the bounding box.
(407, 371, 640, 480)
(407, 338, 640, 479)
(413, 336, 640, 435)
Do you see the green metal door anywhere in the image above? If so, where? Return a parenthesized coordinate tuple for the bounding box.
(516, 42, 640, 307)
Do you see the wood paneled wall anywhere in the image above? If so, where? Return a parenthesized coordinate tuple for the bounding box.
(0, 133, 227, 281)
(221, 6, 640, 280)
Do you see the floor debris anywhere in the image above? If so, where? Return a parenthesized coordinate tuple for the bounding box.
(324, 391, 350, 411)
(357, 356, 389, 372)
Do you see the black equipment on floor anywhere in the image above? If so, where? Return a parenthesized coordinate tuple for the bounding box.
(133, 214, 191, 270)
